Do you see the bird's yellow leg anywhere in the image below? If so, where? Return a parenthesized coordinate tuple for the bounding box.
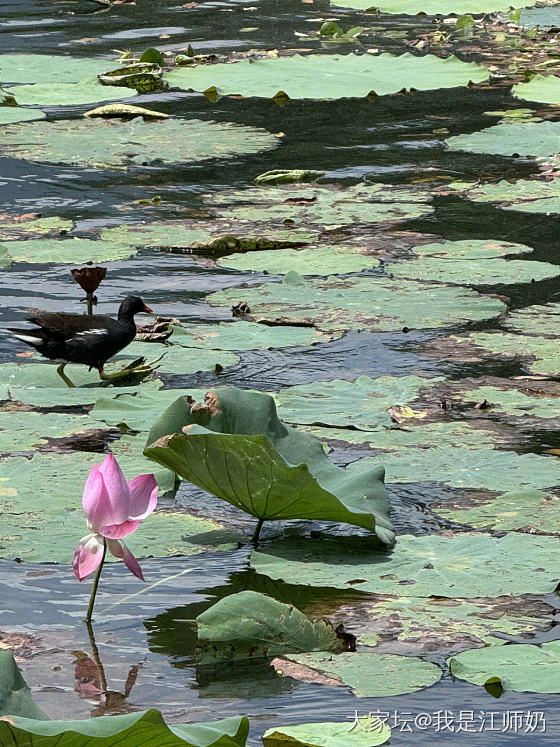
(57, 363, 75, 388)
(98, 355, 163, 381)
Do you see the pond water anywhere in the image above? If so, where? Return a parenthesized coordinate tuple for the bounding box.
(2, 0, 560, 744)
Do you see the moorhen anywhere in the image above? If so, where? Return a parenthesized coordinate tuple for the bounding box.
(10, 295, 153, 387)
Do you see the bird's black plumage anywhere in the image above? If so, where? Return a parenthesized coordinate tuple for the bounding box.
(10, 295, 152, 371)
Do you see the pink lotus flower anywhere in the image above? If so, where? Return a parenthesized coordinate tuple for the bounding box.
(73, 453, 157, 582)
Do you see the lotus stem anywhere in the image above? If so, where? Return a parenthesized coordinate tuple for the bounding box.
(86, 539, 107, 623)
(85, 620, 108, 692)
(252, 518, 265, 545)
(86, 293, 94, 316)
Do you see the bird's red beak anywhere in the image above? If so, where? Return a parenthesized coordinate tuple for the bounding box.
(142, 303, 153, 314)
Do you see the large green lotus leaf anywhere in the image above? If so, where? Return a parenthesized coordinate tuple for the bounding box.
(446, 120, 560, 158)
(448, 641, 560, 693)
(450, 383, 560, 421)
(5, 78, 135, 107)
(196, 591, 344, 661)
(121, 341, 240, 376)
(333, 0, 532, 14)
(0, 54, 119, 85)
(391, 256, 558, 286)
(354, 595, 552, 654)
(275, 375, 444, 430)
(263, 719, 391, 747)
(0, 451, 230, 563)
(207, 182, 433, 227)
(217, 245, 380, 276)
(0, 651, 49, 720)
(0, 107, 45, 126)
(0, 410, 93, 452)
(433, 489, 560, 532)
(100, 222, 313, 253)
(0, 118, 277, 170)
(207, 274, 507, 333)
(90, 387, 204, 432)
(504, 303, 560, 336)
(0, 361, 164, 408)
(450, 178, 560, 215)
(355, 447, 560, 490)
(250, 532, 560, 597)
(279, 651, 441, 697)
(514, 74, 560, 105)
(1, 237, 136, 266)
(1, 216, 73, 239)
(0, 710, 249, 746)
(410, 238, 532, 259)
(171, 321, 335, 350)
(145, 386, 394, 544)
(167, 53, 489, 99)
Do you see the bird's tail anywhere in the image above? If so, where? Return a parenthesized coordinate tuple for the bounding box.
(7, 328, 45, 347)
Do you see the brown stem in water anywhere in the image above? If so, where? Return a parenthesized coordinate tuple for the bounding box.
(85, 620, 108, 692)
(252, 517, 265, 545)
(86, 293, 94, 316)
(85, 539, 106, 624)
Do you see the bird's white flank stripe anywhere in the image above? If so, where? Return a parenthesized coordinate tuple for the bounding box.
(13, 333, 44, 345)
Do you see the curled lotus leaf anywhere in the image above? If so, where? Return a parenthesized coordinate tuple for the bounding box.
(255, 169, 324, 185)
(166, 52, 489, 99)
(84, 103, 168, 119)
(250, 532, 560, 597)
(0, 117, 278, 170)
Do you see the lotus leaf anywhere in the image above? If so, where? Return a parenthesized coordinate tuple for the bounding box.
(167, 53, 489, 99)
(120, 341, 240, 376)
(0, 216, 73, 240)
(0, 450, 232, 562)
(84, 103, 168, 119)
(449, 383, 560, 421)
(0, 237, 136, 266)
(4, 78, 136, 107)
(0, 410, 93, 453)
(446, 120, 560, 158)
(519, 7, 560, 28)
(504, 303, 560, 336)
(0, 107, 45, 126)
(355, 447, 560, 490)
(276, 375, 444, 430)
(333, 0, 533, 14)
(450, 178, 560, 215)
(145, 386, 394, 544)
(0, 54, 119, 85)
(101, 222, 313, 253)
(279, 651, 441, 697)
(255, 169, 324, 185)
(263, 719, 391, 747)
(433, 489, 560, 532)
(250, 532, 560, 597)
(196, 591, 345, 660)
(206, 182, 433, 227)
(410, 238, 532, 258)
(0, 118, 277, 170)
(448, 641, 560, 693)
(207, 275, 507, 332)
(217, 245, 381, 276)
(514, 74, 560, 105)
(0, 651, 49, 720)
(353, 595, 552, 653)
(0, 709, 249, 745)
(171, 321, 333, 350)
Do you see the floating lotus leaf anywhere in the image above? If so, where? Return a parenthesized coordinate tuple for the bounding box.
(101, 221, 312, 253)
(0, 215, 73, 240)
(0, 410, 93, 453)
(206, 182, 433, 227)
(0, 107, 45, 126)
(0, 54, 118, 84)
(0, 361, 164, 408)
(449, 382, 560, 422)
(353, 595, 552, 654)
(121, 341, 240, 376)
(276, 375, 444, 430)
(449, 178, 560, 215)
(333, 0, 533, 14)
(263, 719, 391, 747)
(410, 238, 531, 259)
(433, 489, 560, 532)
(355, 447, 560, 490)
(446, 120, 560, 158)
(145, 386, 394, 544)
(448, 642, 560, 693)
(218, 244, 381, 276)
(519, 6, 560, 27)
(0, 117, 277, 169)
(207, 274, 507, 333)
(167, 53, 489, 99)
(196, 591, 345, 661)
(391, 256, 558, 285)
(0, 450, 230, 563)
(171, 321, 334, 350)
(514, 74, 560, 105)
(504, 302, 560, 336)
(0, 651, 49, 720)
(279, 651, 441, 697)
(251, 532, 560, 597)
(0, 709, 249, 746)
(0, 237, 136, 266)
(4, 78, 135, 107)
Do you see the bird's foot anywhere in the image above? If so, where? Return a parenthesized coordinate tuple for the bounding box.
(98, 355, 163, 382)
(57, 363, 75, 388)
